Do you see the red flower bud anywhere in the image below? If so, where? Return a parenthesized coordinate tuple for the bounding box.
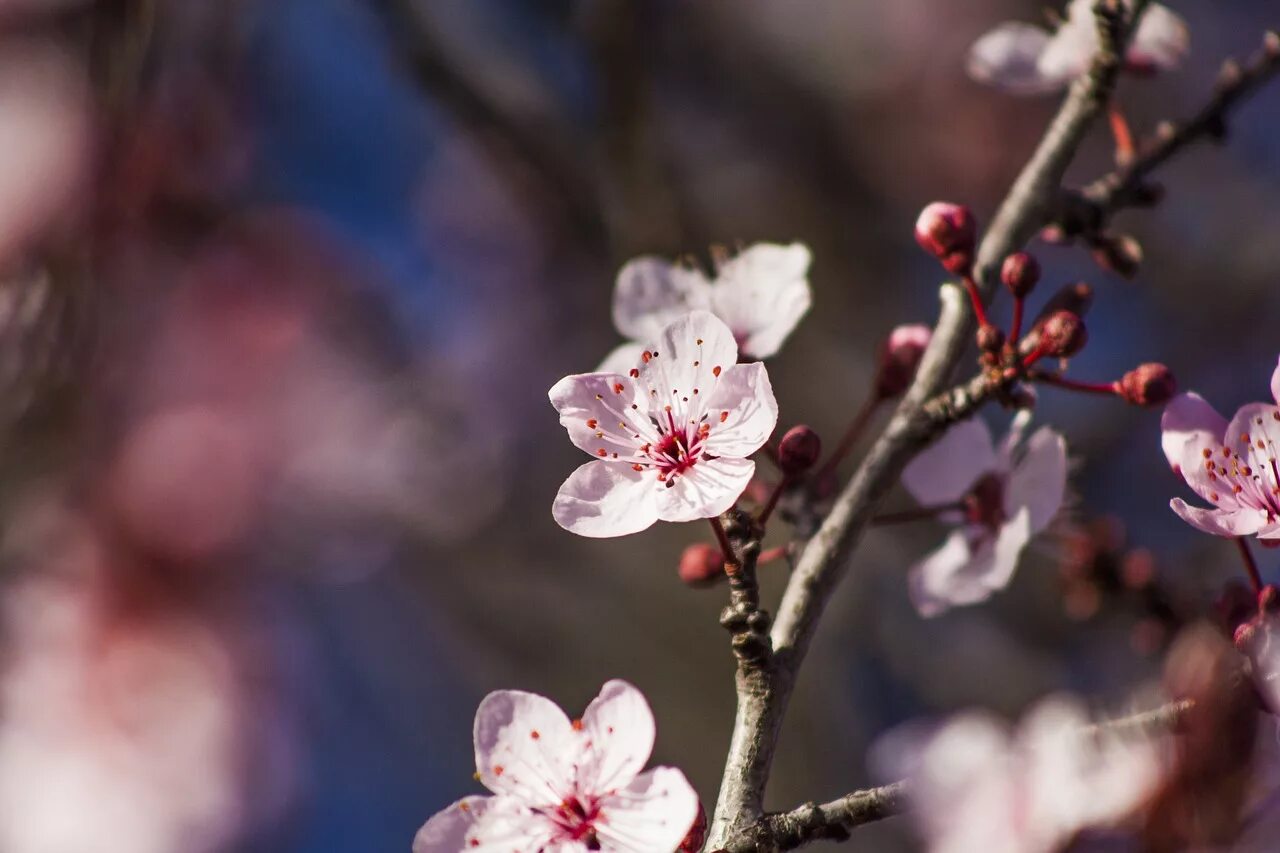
(678, 802, 707, 853)
(1000, 251, 1040, 298)
(1260, 584, 1280, 614)
(1234, 619, 1259, 654)
(914, 202, 975, 276)
(678, 543, 724, 587)
(875, 323, 931, 399)
(1038, 310, 1087, 359)
(1116, 363, 1177, 407)
(777, 425, 822, 475)
(976, 324, 1005, 353)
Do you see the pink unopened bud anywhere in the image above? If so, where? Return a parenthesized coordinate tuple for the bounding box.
(1000, 251, 1040, 298)
(1260, 584, 1280, 614)
(777, 425, 821, 475)
(678, 543, 724, 587)
(1039, 311, 1087, 359)
(976, 324, 1005, 353)
(1234, 619, 1259, 654)
(875, 323, 932, 399)
(1116, 363, 1177, 406)
(914, 202, 975, 276)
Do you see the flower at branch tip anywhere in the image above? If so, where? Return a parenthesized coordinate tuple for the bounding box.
(1038, 310, 1087, 359)
(875, 323, 932, 400)
(678, 542, 724, 587)
(1000, 251, 1040, 299)
(413, 680, 699, 853)
(598, 243, 811, 373)
(873, 696, 1169, 853)
(900, 411, 1068, 616)
(776, 424, 822, 475)
(914, 203, 975, 276)
(552, 311, 779, 538)
(1116, 363, 1176, 407)
(1161, 356, 1280, 540)
(967, 0, 1189, 95)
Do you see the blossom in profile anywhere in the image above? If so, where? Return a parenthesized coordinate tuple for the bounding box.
(1161, 356, 1280, 539)
(876, 696, 1168, 853)
(900, 412, 1067, 616)
(598, 243, 811, 373)
(414, 680, 699, 853)
(967, 0, 1188, 95)
(551, 311, 777, 538)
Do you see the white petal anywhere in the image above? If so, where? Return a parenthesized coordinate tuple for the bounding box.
(597, 342, 646, 375)
(901, 418, 996, 506)
(1005, 427, 1067, 534)
(909, 509, 1032, 617)
(473, 690, 578, 806)
(576, 680, 656, 795)
(553, 462, 660, 538)
(966, 22, 1060, 94)
(1272, 355, 1280, 406)
(595, 767, 699, 853)
(709, 243, 812, 359)
(655, 456, 754, 523)
(612, 257, 710, 342)
(1161, 393, 1229, 505)
(1129, 3, 1188, 72)
(1036, 8, 1095, 87)
(414, 796, 556, 853)
(700, 362, 778, 459)
(633, 311, 740, 426)
(549, 373, 648, 462)
(1170, 498, 1265, 538)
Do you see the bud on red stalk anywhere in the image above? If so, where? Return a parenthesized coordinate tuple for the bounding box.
(1000, 251, 1040, 298)
(1039, 311, 1087, 359)
(914, 202, 976, 276)
(1260, 584, 1280, 614)
(875, 323, 931, 399)
(776, 425, 821, 475)
(678, 543, 724, 587)
(976, 324, 1005, 353)
(1116, 363, 1177, 406)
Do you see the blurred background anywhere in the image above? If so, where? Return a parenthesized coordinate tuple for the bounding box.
(0, 1, 1276, 850)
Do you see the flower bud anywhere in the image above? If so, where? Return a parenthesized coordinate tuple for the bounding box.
(1234, 619, 1259, 654)
(914, 202, 975, 276)
(1090, 233, 1143, 279)
(678, 543, 724, 587)
(678, 803, 707, 853)
(1260, 584, 1280, 614)
(1000, 251, 1040, 298)
(777, 425, 821, 475)
(1038, 310, 1087, 359)
(976, 324, 1005, 353)
(1116, 363, 1177, 406)
(875, 323, 931, 399)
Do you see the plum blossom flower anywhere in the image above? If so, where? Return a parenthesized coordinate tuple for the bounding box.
(967, 0, 1188, 95)
(551, 311, 778, 538)
(900, 412, 1067, 616)
(1161, 356, 1280, 539)
(876, 697, 1168, 853)
(598, 243, 811, 373)
(414, 680, 699, 853)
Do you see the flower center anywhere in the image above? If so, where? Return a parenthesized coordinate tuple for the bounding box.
(642, 409, 711, 486)
(546, 796, 603, 849)
(965, 472, 1006, 531)
(1202, 409, 1280, 519)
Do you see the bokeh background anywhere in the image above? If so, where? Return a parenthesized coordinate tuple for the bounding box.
(0, 1, 1277, 850)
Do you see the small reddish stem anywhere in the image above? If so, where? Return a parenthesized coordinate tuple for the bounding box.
(710, 517, 738, 570)
(816, 396, 880, 482)
(961, 275, 994, 330)
(757, 475, 791, 526)
(1009, 296, 1025, 345)
(1033, 371, 1120, 396)
(758, 545, 789, 565)
(1237, 536, 1263, 594)
(1109, 102, 1136, 166)
(871, 502, 966, 527)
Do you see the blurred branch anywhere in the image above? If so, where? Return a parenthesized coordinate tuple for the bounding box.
(706, 3, 1135, 849)
(721, 700, 1194, 853)
(1055, 30, 1280, 238)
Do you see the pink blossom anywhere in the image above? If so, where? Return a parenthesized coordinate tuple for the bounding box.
(414, 680, 699, 853)
(967, 0, 1188, 95)
(598, 243, 811, 373)
(1161, 357, 1280, 539)
(878, 697, 1168, 853)
(900, 412, 1067, 616)
(552, 311, 778, 538)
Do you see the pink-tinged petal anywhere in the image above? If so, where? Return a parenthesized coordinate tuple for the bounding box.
(576, 680, 656, 794)
(550, 373, 647, 462)
(1036, 4, 1094, 86)
(909, 509, 1032, 617)
(414, 796, 556, 853)
(901, 418, 997, 506)
(473, 690, 577, 806)
(1128, 4, 1188, 72)
(596, 342, 646, 375)
(1161, 393, 1228, 501)
(1169, 498, 1266, 538)
(700, 362, 778, 458)
(612, 257, 710, 342)
(655, 455, 754, 523)
(1272, 355, 1280, 406)
(595, 767, 699, 853)
(633, 311, 739, 422)
(1005, 427, 1067, 534)
(966, 22, 1059, 94)
(709, 243, 812, 359)
(553, 462, 659, 538)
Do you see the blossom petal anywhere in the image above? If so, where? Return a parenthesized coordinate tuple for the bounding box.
(1005, 426, 1067, 534)
(700, 362, 778, 458)
(1036, 3, 1095, 87)
(656, 456, 754, 523)
(1161, 392, 1229, 503)
(549, 373, 648, 462)
(553, 462, 659, 538)
(901, 418, 996, 506)
(414, 796, 556, 853)
(612, 257, 710, 342)
(595, 767, 699, 853)
(966, 22, 1059, 94)
(1272, 355, 1280, 406)
(709, 243, 812, 359)
(1129, 4, 1188, 72)
(576, 680, 655, 794)
(909, 509, 1032, 618)
(633, 311, 739, 427)
(597, 342, 646, 375)
(473, 690, 578, 806)
(1169, 498, 1266, 538)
